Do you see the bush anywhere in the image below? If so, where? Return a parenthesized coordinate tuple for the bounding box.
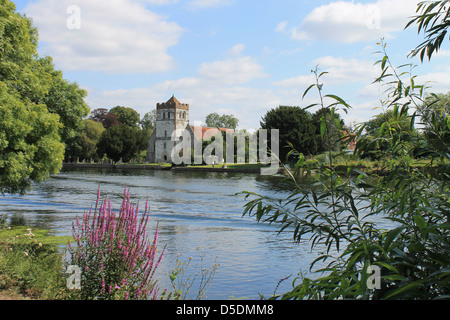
(242, 43, 450, 300)
(67, 188, 164, 300)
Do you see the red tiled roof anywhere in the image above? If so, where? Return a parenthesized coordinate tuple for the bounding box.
(189, 126, 234, 140)
(166, 95, 181, 105)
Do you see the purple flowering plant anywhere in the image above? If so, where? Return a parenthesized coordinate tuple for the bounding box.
(67, 187, 164, 300)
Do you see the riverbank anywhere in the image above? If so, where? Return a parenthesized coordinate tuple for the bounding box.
(62, 162, 268, 174)
(62, 160, 448, 178)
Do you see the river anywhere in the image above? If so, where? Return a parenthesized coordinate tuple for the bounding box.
(0, 167, 327, 300)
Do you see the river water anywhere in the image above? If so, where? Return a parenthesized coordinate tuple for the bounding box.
(0, 167, 328, 300)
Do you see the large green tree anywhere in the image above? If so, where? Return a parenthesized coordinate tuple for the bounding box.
(109, 106, 140, 128)
(205, 112, 239, 129)
(38, 56, 90, 142)
(66, 119, 105, 162)
(0, 0, 68, 194)
(0, 84, 64, 194)
(260, 106, 318, 161)
(140, 110, 156, 133)
(0, 0, 49, 102)
(96, 125, 147, 163)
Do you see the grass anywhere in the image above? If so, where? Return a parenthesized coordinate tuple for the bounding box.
(0, 223, 71, 300)
(186, 163, 264, 169)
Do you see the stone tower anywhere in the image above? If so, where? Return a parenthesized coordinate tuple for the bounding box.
(147, 96, 190, 163)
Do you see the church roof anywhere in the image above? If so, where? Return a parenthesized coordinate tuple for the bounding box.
(166, 95, 181, 105)
(157, 95, 189, 110)
(189, 126, 235, 141)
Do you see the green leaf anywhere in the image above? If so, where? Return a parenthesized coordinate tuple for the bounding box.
(375, 261, 399, 274)
(302, 84, 316, 100)
(381, 55, 388, 70)
(384, 280, 427, 300)
(383, 226, 405, 252)
(414, 215, 428, 233)
(324, 94, 352, 109)
(320, 120, 326, 139)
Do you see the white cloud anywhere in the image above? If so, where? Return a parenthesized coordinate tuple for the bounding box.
(291, 0, 419, 43)
(312, 56, 379, 85)
(25, 0, 184, 74)
(186, 0, 234, 9)
(227, 43, 246, 57)
(274, 56, 378, 88)
(86, 46, 273, 129)
(417, 71, 450, 94)
(275, 21, 288, 33)
(146, 0, 180, 5)
(197, 56, 268, 85)
(273, 74, 315, 88)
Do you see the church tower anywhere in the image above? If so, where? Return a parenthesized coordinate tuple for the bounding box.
(148, 96, 189, 163)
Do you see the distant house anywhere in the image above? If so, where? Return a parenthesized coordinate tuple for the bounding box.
(146, 96, 234, 163)
(342, 130, 357, 152)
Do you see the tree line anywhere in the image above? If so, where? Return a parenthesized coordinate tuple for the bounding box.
(66, 107, 156, 164)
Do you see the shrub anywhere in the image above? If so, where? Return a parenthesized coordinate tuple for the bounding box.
(67, 188, 164, 300)
(242, 43, 450, 300)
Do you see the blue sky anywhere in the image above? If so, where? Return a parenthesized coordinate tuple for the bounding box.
(11, 0, 450, 130)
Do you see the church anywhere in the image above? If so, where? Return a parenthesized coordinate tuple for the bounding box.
(146, 96, 234, 163)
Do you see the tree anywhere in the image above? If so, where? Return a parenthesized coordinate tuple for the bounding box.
(66, 120, 105, 162)
(0, 84, 64, 194)
(358, 109, 419, 160)
(38, 56, 90, 142)
(205, 113, 239, 129)
(0, 1, 88, 144)
(312, 107, 345, 153)
(406, 0, 450, 61)
(97, 125, 147, 163)
(0, 0, 65, 194)
(89, 108, 121, 129)
(260, 106, 318, 161)
(0, 0, 51, 102)
(141, 110, 156, 132)
(109, 106, 140, 128)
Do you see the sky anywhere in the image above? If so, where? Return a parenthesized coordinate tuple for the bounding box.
(11, 0, 450, 131)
